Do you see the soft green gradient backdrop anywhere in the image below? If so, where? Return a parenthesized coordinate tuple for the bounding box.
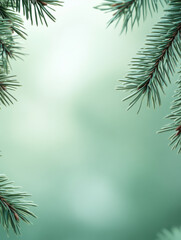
(0, 1, 181, 239)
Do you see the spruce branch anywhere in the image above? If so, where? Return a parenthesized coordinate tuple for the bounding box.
(7, 0, 63, 26)
(0, 71, 19, 106)
(0, 0, 61, 236)
(0, 19, 23, 72)
(0, 2, 26, 38)
(0, 17, 22, 106)
(97, 0, 181, 153)
(95, 0, 168, 33)
(0, 0, 62, 108)
(159, 71, 181, 153)
(0, 175, 36, 234)
(117, 0, 181, 111)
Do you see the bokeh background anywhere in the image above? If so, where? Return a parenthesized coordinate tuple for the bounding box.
(0, 1, 181, 239)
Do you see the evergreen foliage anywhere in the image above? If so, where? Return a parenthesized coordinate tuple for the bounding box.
(97, 0, 181, 153)
(159, 72, 181, 153)
(96, 0, 169, 32)
(0, 0, 62, 236)
(0, 175, 36, 234)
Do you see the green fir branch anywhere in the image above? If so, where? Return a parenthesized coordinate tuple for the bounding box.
(0, 0, 62, 108)
(95, 0, 168, 32)
(7, 0, 63, 26)
(0, 19, 23, 72)
(159, 71, 181, 153)
(0, 70, 19, 106)
(0, 0, 61, 235)
(117, 0, 181, 111)
(0, 2, 26, 38)
(0, 175, 36, 234)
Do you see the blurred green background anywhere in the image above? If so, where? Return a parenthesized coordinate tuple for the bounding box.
(0, 1, 181, 239)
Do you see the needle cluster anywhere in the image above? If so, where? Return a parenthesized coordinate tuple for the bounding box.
(97, 0, 181, 153)
(0, 0, 62, 235)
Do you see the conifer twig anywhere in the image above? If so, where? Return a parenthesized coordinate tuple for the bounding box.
(159, 71, 181, 153)
(0, 175, 36, 234)
(8, 0, 63, 25)
(95, 0, 168, 32)
(97, 0, 181, 153)
(118, 0, 181, 110)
